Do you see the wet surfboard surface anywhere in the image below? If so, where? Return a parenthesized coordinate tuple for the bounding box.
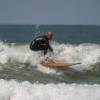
(40, 62, 81, 68)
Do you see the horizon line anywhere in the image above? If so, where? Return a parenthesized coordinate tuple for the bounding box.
(0, 24, 100, 26)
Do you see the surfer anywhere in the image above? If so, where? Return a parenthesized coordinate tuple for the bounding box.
(30, 32, 53, 55)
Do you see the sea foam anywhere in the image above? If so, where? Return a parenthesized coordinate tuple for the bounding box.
(0, 79, 100, 100)
(0, 42, 100, 72)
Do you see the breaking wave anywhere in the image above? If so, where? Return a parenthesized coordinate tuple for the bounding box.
(0, 41, 100, 72)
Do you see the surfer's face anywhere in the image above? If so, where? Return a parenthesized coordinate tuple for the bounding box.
(47, 32, 53, 40)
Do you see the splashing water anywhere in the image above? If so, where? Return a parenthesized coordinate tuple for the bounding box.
(0, 42, 100, 72)
(0, 79, 100, 100)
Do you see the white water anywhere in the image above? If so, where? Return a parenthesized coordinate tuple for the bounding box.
(0, 79, 100, 100)
(0, 42, 100, 100)
(0, 42, 100, 72)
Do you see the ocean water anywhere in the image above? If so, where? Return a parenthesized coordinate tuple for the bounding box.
(0, 25, 100, 100)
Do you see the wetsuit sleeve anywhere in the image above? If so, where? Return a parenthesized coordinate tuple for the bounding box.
(47, 41, 53, 52)
(42, 35, 53, 52)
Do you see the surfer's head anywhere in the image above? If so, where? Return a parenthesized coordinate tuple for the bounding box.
(47, 32, 53, 40)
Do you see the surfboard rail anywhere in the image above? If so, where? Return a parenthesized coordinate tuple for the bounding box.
(40, 62, 81, 68)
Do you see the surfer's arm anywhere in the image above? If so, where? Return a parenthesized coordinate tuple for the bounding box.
(48, 43, 53, 52)
(44, 37, 53, 52)
(43, 44, 53, 55)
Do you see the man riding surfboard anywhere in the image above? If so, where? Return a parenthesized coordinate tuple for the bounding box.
(30, 32, 81, 68)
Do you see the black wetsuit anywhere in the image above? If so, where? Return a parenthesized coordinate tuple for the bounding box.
(30, 35, 53, 55)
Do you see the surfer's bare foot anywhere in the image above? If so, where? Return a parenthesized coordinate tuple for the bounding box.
(43, 57, 55, 63)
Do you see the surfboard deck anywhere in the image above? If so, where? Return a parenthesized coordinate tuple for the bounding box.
(40, 62, 81, 68)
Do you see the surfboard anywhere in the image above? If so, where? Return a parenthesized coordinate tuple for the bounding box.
(40, 62, 81, 68)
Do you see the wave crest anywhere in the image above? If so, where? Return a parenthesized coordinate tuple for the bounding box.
(0, 42, 100, 72)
